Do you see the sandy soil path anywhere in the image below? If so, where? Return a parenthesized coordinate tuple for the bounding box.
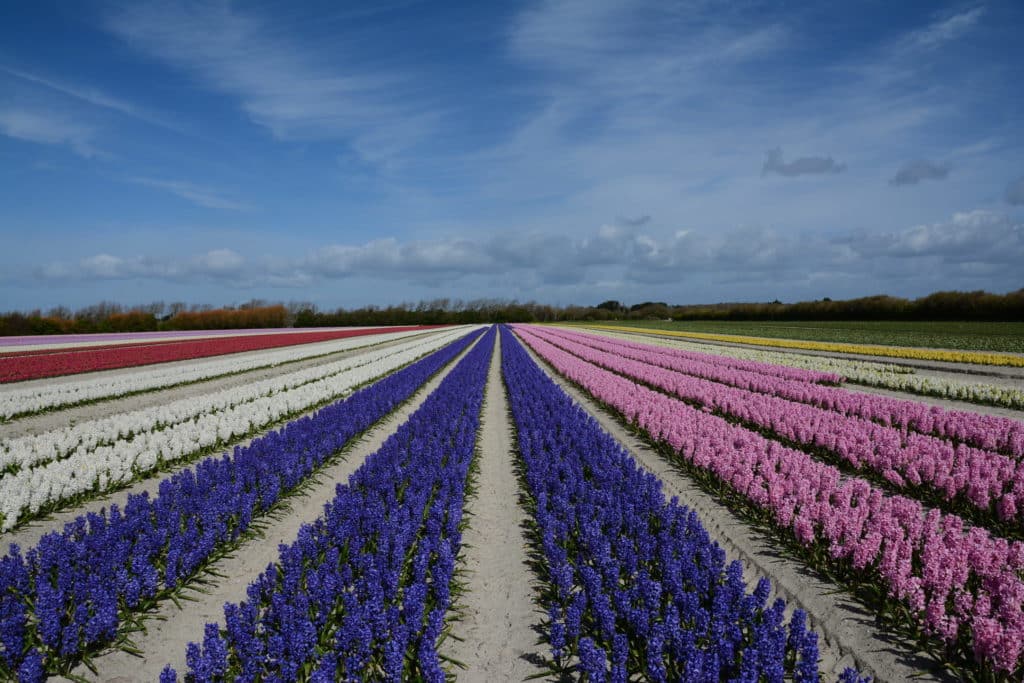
(58, 331, 486, 682)
(1, 330, 439, 440)
(517, 332, 952, 683)
(444, 332, 548, 681)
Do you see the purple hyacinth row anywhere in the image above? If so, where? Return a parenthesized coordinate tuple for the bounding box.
(529, 327, 1024, 531)
(547, 327, 1024, 458)
(0, 327, 484, 682)
(170, 327, 494, 682)
(499, 327, 860, 681)
(514, 326, 1024, 677)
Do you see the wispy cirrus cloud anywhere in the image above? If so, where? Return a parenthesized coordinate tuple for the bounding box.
(103, 1, 436, 166)
(903, 6, 985, 52)
(0, 108, 99, 157)
(129, 177, 254, 211)
(0, 65, 181, 132)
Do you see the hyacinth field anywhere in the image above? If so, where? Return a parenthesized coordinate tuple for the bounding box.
(0, 324, 1022, 682)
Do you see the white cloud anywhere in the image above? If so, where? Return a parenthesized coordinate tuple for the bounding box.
(0, 108, 99, 158)
(32, 211, 1023, 295)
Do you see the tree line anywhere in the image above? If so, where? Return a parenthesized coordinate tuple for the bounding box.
(1, 289, 1020, 336)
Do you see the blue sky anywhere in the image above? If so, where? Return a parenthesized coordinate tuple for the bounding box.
(1, 0, 1022, 311)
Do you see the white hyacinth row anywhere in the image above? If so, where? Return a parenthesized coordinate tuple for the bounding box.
(579, 327, 1024, 410)
(0, 326, 478, 530)
(0, 327, 467, 473)
(0, 328, 432, 419)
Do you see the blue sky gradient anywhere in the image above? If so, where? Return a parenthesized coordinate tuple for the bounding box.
(1, 0, 1022, 310)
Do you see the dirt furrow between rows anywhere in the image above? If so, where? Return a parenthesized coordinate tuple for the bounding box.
(56, 333, 486, 683)
(518, 334, 951, 683)
(443, 332, 548, 681)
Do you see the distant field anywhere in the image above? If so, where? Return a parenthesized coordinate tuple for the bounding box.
(583, 320, 1024, 353)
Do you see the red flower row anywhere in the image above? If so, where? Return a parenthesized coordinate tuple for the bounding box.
(0, 326, 440, 383)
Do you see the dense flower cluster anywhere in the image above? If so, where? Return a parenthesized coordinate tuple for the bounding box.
(0, 326, 442, 383)
(500, 327, 825, 681)
(548, 327, 1024, 456)
(581, 327, 1024, 411)
(514, 325, 1024, 676)
(170, 327, 495, 682)
(528, 327, 1024, 529)
(583, 324, 1024, 368)
(0, 328, 473, 530)
(0, 327, 484, 680)
(0, 328, 434, 419)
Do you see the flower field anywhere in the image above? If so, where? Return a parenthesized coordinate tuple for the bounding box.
(580, 326, 1024, 410)
(582, 323, 1024, 368)
(0, 322, 1020, 681)
(0, 326, 441, 383)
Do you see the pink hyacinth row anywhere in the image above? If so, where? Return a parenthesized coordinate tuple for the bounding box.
(530, 326, 1024, 528)
(569, 329, 843, 385)
(513, 325, 1024, 674)
(550, 327, 1024, 458)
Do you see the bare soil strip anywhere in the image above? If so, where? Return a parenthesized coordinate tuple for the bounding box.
(1, 330, 440, 440)
(444, 332, 548, 681)
(57, 332, 487, 682)
(518, 335, 952, 683)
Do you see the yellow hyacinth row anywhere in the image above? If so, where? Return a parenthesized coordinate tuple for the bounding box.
(577, 324, 1024, 368)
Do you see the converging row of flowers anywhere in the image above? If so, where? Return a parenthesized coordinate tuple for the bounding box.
(550, 327, 1024, 457)
(0, 328, 473, 530)
(0, 327, 484, 681)
(527, 326, 1024, 533)
(514, 325, 1024, 678)
(578, 326, 1024, 410)
(168, 326, 495, 682)
(581, 324, 1024, 368)
(0, 327, 435, 419)
(500, 327, 843, 681)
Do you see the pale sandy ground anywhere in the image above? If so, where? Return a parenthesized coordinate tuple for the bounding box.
(443, 332, 549, 681)
(517, 334, 952, 683)
(0, 330, 441, 440)
(60, 331, 487, 682)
